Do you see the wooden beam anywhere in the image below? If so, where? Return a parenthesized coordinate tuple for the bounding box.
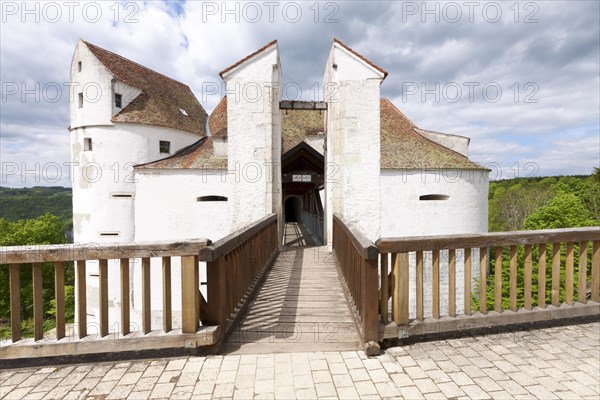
(32, 263, 43, 341)
(416, 251, 424, 321)
(464, 248, 471, 316)
(54, 261, 65, 340)
(592, 241, 600, 302)
(578, 241, 588, 304)
(509, 245, 517, 311)
(362, 257, 379, 342)
(524, 245, 532, 310)
(448, 249, 456, 317)
(538, 244, 547, 308)
(376, 227, 599, 254)
(552, 243, 561, 307)
(565, 242, 574, 305)
(9, 264, 21, 342)
(181, 255, 198, 333)
(141, 257, 151, 334)
(479, 249, 487, 314)
(494, 247, 503, 313)
(99, 259, 108, 337)
(279, 100, 327, 110)
(76, 260, 87, 339)
(162, 257, 172, 333)
(379, 254, 388, 324)
(120, 258, 130, 336)
(432, 250, 440, 319)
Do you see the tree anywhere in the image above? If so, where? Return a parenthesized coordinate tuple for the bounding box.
(0, 214, 73, 338)
(524, 192, 596, 230)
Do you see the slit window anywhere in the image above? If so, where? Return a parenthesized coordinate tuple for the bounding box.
(99, 232, 119, 237)
(111, 193, 133, 199)
(78, 61, 82, 72)
(115, 93, 122, 108)
(159, 140, 170, 154)
(78, 92, 83, 108)
(419, 194, 450, 201)
(197, 195, 228, 202)
(84, 138, 92, 151)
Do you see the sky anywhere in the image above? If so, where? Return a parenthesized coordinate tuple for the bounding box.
(1, 0, 599, 187)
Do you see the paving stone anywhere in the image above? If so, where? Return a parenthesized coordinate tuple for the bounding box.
(332, 373, 354, 388)
(118, 372, 143, 386)
(315, 382, 337, 397)
(336, 386, 360, 399)
(349, 368, 370, 382)
(107, 384, 134, 399)
(312, 370, 332, 383)
(293, 374, 314, 389)
(412, 378, 440, 394)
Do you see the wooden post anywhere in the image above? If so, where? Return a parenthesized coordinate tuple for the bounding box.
(391, 253, 400, 323)
(76, 260, 87, 339)
(32, 263, 43, 341)
(552, 243, 560, 306)
(398, 253, 409, 325)
(509, 245, 517, 311)
(380, 254, 388, 324)
(479, 248, 487, 314)
(524, 245, 532, 310)
(578, 241, 587, 303)
(54, 261, 65, 340)
(141, 257, 151, 334)
(464, 248, 471, 316)
(120, 258, 130, 336)
(565, 242, 574, 305)
(416, 251, 424, 321)
(99, 259, 108, 337)
(181, 255, 199, 333)
(592, 241, 600, 302)
(432, 250, 440, 319)
(162, 256, 172, 333)
(494, 247, 502, 313)
(448, 249, 456, 317)
(538, 244, 546, 308)
(206, 258, 225, 328)
(9, 264, 21, 342)
(362, 257, 379, 342)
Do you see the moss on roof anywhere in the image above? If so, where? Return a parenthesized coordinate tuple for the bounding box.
(84, 41, 207, 136)
(135, 137, 226, 170)
(281, 108, 325, 153)
(379, 98, 484, 169)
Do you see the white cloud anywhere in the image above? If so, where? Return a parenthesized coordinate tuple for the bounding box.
(1, 0, 598, 188)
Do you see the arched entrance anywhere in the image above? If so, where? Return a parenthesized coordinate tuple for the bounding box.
(284, 197, 302, 222)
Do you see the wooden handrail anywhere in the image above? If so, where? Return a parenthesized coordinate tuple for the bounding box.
(377, 227, 599, 253)
(199, 214, 276, 262)
(0, 239, 212, 264)
(333, 214, 378, 260)
(379, 226, 600, 340)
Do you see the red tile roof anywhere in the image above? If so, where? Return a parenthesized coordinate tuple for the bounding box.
(219, 40, 278, 78)
(83, 41, 207, 136)
(135, 137, 226, 170)
(333, 38, 388, 80)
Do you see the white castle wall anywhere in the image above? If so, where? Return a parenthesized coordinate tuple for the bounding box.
(323, 42, 385, 244)
(380, 168, 489, 317)
(223, 43, 282, 233)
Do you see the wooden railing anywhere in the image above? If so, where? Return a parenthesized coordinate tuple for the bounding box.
(0, 214, 279, 360)
(0, 240, 211, 344)
(301, 210, 324, 244)
(332, 214, 379, 346)
(199, 214, 278, 340)
(377, 227, 600, 337)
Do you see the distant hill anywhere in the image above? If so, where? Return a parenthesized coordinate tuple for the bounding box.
(0, 186, 72, 224)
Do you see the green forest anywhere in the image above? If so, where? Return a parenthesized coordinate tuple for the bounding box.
(0, 172, 598, 338)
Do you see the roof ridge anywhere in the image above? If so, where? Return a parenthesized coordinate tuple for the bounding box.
(83, 40, 191, 89)
(333, 38, 388, 79)
(219, 39, 278, 78)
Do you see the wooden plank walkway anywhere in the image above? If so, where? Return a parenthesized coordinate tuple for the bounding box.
(222, 223, 362, 354)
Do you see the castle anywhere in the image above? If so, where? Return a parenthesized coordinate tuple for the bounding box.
(69, 39, 489, 328)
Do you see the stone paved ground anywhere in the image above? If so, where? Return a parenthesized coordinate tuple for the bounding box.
(1, 322, 598, 400)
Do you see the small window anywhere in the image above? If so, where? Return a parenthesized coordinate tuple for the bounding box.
(99, 232, 119, 237)
(419, 194, 450, 201)
(115, 93, 122, 108)
(78, 61, 82, 72)
(159, 140, 170, 154)
(84, 138, 92, 151)
(78, 92, 83, 108)
(111, 193, 133, 198)
(197, 196, 228, 202)
(180, 108, 188, 116)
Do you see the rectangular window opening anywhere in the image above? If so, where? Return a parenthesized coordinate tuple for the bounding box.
(99, 232, 119, 237)
(111, 193, 133, 199)
(78, 92, 83, 108)
(78, 61, 82, 72)
(159, 140, 171, 154)
(84, 137, 92, 151)
(115, 93, 122, 108)
(197, 195, 228, 202)
(419, 194, 450, 201)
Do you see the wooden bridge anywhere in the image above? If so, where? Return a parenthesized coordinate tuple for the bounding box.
(1, 214, 599, 364)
